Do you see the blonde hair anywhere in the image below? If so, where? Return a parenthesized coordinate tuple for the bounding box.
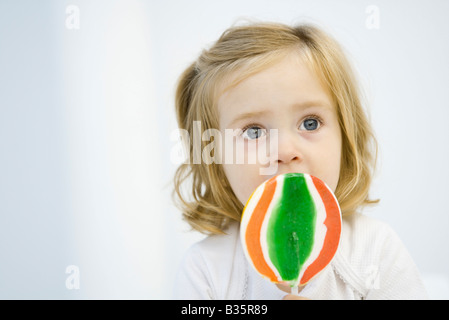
(173, 22, 378, 235)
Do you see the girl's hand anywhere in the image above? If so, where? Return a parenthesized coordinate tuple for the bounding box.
(276, 283, 311, 300)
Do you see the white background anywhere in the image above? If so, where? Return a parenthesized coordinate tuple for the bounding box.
(0, 0, 448, 299)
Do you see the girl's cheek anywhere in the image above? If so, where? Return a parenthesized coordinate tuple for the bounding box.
(246, 141, 258, 163)
(245, 139, 273, 166)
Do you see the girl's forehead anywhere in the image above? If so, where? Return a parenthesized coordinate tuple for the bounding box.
(215, 52, 336, 120)
(216, 49, 300, 96)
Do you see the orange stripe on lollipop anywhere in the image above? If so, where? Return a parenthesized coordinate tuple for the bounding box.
(245, 178, 278, 282)
(300, 176, 341, 285)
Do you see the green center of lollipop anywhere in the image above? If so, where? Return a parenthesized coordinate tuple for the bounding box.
(266, 173, 316, 282)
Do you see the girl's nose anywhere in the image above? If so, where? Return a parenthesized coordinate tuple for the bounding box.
(275, 130, 303, 165)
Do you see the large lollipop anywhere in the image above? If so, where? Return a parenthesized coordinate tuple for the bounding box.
(240, 173, 341, 293)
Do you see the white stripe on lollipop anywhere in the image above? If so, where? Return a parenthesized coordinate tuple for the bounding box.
(260, 174, 285, 282)
(295, 174, 328, 285)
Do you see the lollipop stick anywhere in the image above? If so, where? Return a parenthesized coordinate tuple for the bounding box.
(291, 286, 298, 295)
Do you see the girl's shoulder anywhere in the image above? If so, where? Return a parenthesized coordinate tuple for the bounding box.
(333, 213, 427, 299)
(175, 221, 247, 299)
(338, 212, 409, 267)
(340, 212, 398, 253)
(189, 221, 241, 258)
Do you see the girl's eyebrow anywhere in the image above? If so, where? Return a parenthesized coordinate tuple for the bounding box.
(228, 110, 272, 127)
(292, 100, 333, 111)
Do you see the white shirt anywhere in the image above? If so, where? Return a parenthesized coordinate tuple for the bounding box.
(174, 213, 428, 299)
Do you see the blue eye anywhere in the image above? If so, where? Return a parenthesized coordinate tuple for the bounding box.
(300, 118, 321, 131)
(242, 126, 266, 140)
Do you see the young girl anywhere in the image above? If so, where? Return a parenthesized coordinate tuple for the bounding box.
(172, 22, 427, 299)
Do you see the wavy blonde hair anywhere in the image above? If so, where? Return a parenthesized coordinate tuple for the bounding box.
(173, 22, 378, 235)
